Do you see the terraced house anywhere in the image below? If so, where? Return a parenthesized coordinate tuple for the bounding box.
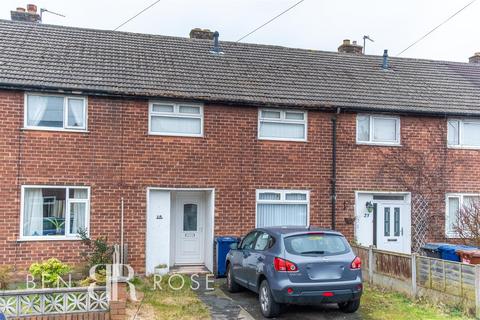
(1, 15, 480, 274)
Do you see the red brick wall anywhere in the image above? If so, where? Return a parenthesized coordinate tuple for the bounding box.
(335, 113, 480, 243)
(0, 90, 333, 273)
(1, 89, 479, 273)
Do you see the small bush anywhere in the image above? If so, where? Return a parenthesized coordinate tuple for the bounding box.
(0, 265, 13, 290)
(29, 258, 71, 288)
(79, 269, 107, 287)
(78, 228, 113, 273)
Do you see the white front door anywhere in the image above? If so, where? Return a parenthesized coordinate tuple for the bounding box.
(175, 193, 205, 265)
(377, 203, 411, 254)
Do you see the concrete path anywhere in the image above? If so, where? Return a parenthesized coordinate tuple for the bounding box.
(197, 277, 363, 320)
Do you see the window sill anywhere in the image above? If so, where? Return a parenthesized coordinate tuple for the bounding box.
(356, 142, 402, 147)
(21, 127, 89, 133)
(447, 145, 480, 150)
(17, 236, 83, 242)
(258, 137, 308, 143)
(148, 132, 204, 138)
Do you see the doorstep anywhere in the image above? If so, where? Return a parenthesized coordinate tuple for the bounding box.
(170, 265, 211, 275)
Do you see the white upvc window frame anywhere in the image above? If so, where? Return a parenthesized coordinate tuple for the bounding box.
(258, 108, 308, 142)
(19, 185, 91, 241)
(447, 118, 480, 149)
(356, 114, 401, 146)
(148, 101, 204, 137)
(445, 193, 480, 238)
(255, 189, 310, 227)
(24, 93, 88, 132)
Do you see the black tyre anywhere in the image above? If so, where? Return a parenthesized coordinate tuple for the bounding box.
(338, 299, 361, 313)
(259, 280, 282, 318)
(226, 263, 242, 293)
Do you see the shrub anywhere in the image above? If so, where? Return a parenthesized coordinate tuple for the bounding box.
(78, 228, 113, 273)
(452, 199, 480, 247)
(29, 258, 71, 288)
(0, 265, 13, 290)
(79, 269, 107, 287)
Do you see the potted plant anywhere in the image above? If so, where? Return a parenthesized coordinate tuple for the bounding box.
(46, 218, 65, 235)
(154, 264, 169, 275)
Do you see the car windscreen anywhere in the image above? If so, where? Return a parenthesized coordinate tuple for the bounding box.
(284, 233, 350, 256)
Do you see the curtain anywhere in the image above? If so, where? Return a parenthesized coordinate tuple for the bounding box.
(463, 122, 480, 146)
(357, 116, 370, 141)
(447, 197, 460, 233)
(67, 99, 85, 127)
(260, 122, 305, 139)
(24, 189, 44, 236)
(373, 118, 397, 141)
(70, 189, 87, 234)
(151, 116, 201, 134)
(27, 95, 49, 126)
(257, 204, 307, 227)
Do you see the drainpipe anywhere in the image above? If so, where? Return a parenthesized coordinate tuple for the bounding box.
(331, 108, 341, 230)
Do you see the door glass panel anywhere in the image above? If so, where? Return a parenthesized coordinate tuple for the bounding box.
(384, 207, 390, 236)
(394, 207, 400, 236)
(183, 204, 197, 231)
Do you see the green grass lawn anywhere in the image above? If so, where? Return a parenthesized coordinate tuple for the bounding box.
(127, 275, 210, 320)
(361, 284, 473, 320)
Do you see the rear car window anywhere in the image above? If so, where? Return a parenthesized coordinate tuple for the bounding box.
(284, 233, 350, 256)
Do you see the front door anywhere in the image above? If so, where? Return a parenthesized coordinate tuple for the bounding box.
(377, 203, 410, 254)
(175, 193, 204, 265)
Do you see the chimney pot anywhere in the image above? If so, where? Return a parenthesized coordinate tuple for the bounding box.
(469, 52, 480, 64)
(11, 4, 41, 23)
(338, 39, 363, 54)
(189, 28, 214, 40)
(27, 4, 37, 13)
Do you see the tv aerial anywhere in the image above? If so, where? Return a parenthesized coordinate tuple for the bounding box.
(363, 35, 374, 54)
(40, 8, 66, 20)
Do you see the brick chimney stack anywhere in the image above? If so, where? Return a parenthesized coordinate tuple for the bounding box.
(469, 52, 480, 64)
(189, 28, 214, 40)
(11, 4, 41, 23)
(338, 39, 363, 54)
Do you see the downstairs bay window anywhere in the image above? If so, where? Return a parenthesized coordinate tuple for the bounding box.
(21, 186, 90, 240)
(256, 190, 309, 227)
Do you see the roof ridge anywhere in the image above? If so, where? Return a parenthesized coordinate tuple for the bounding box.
(0, 18, 476, 66)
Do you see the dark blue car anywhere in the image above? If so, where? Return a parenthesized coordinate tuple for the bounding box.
(225, 227, 362, 318)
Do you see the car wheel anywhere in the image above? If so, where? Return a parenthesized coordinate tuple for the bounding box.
(226, 264, 242, 293)
(338, 299, 361, 313)
(259, 280, 282, 318)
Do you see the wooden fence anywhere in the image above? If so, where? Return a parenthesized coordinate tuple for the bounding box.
(352, 245, 480, 318)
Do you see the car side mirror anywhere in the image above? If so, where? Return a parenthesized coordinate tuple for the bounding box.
(230, 243, 238, 250)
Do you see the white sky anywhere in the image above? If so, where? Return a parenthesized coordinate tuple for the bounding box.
(1, 0, 479, 62)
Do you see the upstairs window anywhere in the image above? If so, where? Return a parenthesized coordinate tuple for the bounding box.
(25, 94, 87, 130)
(256, 190, 309, 227)
(448, 119, 480, 148)
(258, 109, 307, 141)
(357, 114, 400, 145)
(149, 102, 203, 137)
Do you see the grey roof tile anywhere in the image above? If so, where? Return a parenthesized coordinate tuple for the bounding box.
(0, 19, 480, 114)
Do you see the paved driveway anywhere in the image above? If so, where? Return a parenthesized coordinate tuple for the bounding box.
(198, 278, 363, 320)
